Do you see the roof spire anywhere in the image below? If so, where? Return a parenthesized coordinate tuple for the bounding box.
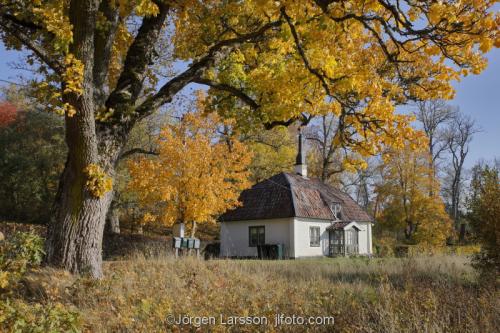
(294, 127, 307, 177)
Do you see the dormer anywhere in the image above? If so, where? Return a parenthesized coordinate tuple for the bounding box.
(330, 203, 342, 221)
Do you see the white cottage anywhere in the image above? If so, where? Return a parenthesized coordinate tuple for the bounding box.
(219, 132, 373, 258)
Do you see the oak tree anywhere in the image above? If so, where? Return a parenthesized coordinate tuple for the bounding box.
(0, 0, 497, 277)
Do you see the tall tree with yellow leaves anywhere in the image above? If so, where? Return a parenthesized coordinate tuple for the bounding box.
(127, 110, 252, 238)
(375, 142, 452, 247)
(0, 0, 497, 277)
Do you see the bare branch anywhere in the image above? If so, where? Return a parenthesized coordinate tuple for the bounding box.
(119, 147, 159, 160)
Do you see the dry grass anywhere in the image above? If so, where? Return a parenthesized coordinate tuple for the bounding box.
(22, 255, 498, 333)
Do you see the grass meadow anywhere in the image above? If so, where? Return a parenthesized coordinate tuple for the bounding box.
(18, 254, 498, 333)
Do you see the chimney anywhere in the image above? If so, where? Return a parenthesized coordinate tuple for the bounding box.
(294, 128, 307, 177)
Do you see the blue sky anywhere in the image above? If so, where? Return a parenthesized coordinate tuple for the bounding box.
(0, 43, 498, 167)
(445, 50, 500, 166)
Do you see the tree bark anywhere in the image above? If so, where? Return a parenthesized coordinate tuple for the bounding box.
(45, 165, 111, 278)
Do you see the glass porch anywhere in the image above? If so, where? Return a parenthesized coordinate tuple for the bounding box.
(328, 228, 359, 256)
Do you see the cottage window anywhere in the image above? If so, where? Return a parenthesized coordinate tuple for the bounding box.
(310, 227, 321, 247)
(249, 226, 265, 247)
(330, 203, 342, 220)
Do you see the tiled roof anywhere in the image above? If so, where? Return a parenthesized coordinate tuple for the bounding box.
(219, 172, 372, 222)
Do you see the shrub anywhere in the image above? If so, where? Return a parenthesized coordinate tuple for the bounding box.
(467, 167, 500, 283)
(0, 109, 66, 224)
(0, 300, 80, 333)
(0, 231, 81, 332)
(374, 236, 396, 257)
(0, 231, 45, 289)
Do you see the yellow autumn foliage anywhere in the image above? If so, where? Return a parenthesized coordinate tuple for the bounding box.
(173, 0, 498, 159)
(84, 164, 113, 198)
(375, 143, 453, 247)
(127, 110, 252, 227)
(1, 0, 498, 137)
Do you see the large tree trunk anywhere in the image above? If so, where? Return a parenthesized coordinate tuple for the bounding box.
(45, 129, 124, 278)
(44, 0, 120, 279)
(45, 159, 113, 278)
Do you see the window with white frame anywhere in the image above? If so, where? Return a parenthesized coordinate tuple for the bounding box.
(310, 227, 320, 247)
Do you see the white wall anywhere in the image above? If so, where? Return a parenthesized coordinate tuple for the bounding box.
(220, 217, 373, 258)
(292, 217, 332, 257)
(220, 218, 293, 257)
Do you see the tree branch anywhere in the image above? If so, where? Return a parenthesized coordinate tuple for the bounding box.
(119, 147, 159, 160)
(193, 78, 259, 109)
(134, 19, 283, 118)
(106, 1, 170, 111)
(0, 18, 64, 76)
(281, 8, 332, 96)
(93, 1, 120, 105)
(0, 13, 42, 31)
(263, 113, 313, 130)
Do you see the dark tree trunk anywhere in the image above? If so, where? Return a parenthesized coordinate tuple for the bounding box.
(450, 171, 461, 232)
(43, 0, 111, 279)
(459, 223, 466, 242)
(405, 220, 415, 241)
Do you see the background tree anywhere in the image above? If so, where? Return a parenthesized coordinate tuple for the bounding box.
(127, 109, 252, 237)
(0, 101, 18, 127)
(415, 100, 457, 167)
(375, 143, 452, 247)
(414, 100, 456, 195)
(0, 0, 497, 277)
(104, 111, 167, 235)
(0, 102, 66, 223)
(305, 115, 378, 208)
(467, 165, 500, 282)
(443, 113, 479, 239)
(306, 114, 346, 183)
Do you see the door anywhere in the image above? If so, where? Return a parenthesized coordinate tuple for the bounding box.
(345, 228, 359, 255)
